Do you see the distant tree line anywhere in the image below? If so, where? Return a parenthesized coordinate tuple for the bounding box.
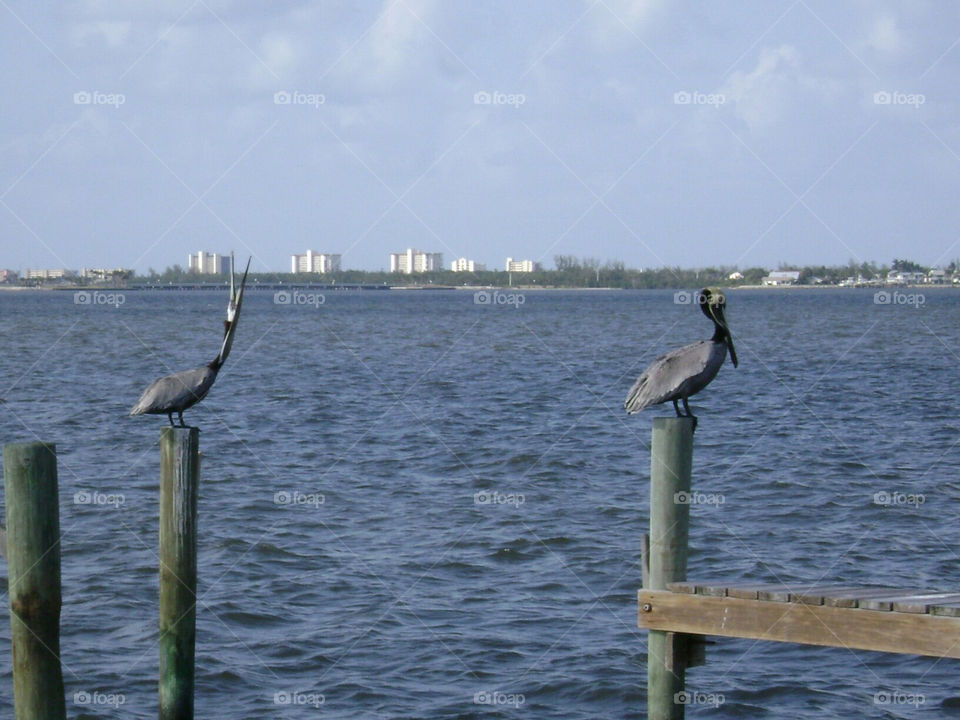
(126, 257, 952, 289)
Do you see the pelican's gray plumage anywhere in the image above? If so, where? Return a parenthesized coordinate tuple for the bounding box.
(131, 255, 251, 426)
(624, 287, 737, 427)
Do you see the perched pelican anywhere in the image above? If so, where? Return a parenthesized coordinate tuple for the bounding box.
(624, 287, 737, 428)
(130, 255, 251, 427)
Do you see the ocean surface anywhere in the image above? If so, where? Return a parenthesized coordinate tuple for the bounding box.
(1, 287, 959, 719)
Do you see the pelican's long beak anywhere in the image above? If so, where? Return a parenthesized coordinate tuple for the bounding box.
(725, 333, 738, 368)
(711, 302, 738, 368)
(217, 254, 251, 366)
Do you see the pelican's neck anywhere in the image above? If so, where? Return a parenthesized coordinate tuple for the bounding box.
(711, 317, 728, 343)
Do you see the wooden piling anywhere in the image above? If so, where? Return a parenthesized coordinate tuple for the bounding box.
(646, 417, 693, 720)
(159, 427, 200, 720)
(3, 441, 66, 720)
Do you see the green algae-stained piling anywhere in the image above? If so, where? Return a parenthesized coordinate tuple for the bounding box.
(159, 427, 200, 720)
(646, 417, 693, 720)
(3, 441, 66, 720)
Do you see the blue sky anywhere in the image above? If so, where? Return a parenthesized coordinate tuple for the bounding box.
(1, 1, 959, 273)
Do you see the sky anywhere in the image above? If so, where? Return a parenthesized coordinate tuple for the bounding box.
(1, 1, 960, 274)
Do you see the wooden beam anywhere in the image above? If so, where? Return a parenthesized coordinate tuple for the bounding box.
(638, 590, 960, 659)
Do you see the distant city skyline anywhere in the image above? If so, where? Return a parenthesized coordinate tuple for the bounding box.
(2, 3, 960, 274)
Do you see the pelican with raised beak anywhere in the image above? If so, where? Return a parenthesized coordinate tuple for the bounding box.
(624, 287, 737, 429)
(131, 255, 251, 427)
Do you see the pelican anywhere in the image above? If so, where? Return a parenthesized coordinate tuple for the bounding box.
(624, 287, 737, 428)
(130, 255, 251, 427)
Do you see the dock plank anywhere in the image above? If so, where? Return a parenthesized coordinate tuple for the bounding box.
(639, 589, 960, 659)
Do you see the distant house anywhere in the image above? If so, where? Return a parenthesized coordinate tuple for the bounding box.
(728, 271, 744, 281)
(761, 271, 800, 286)
(927, 268, 947, 284)
(0, 269, 18, 284)
(887, 270, 925, 285)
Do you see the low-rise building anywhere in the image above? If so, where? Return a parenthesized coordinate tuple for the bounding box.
(506, 257, 541, 273)
(927, 268, 947, 284)
(761, 270, 800, 286)
(0, 269, 18, 284)
(291, 251, 341, 274)
(24, 268, 76, 281)
(188, 251, 231, 274)
(80, 268, 131, 282)
(390, 249, 443, 273)
(450, 258, 485, 272)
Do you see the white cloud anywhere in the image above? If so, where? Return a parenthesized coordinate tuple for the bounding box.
(71, 20, 132, 48)
(721, 45, 803, 130)
(864, 13, 903, 55)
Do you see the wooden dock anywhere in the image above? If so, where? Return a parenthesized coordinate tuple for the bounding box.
(637, 417, 960, 719)
(639, 582, 960, 659)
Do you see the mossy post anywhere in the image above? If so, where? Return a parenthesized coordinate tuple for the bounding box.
(159, 427, 200, 720)
(646, 417, 694, 720)
(3, 441, 66, 720)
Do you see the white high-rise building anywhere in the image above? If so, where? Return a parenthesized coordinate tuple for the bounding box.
(390, 249, 443, 274)
(450, 258, 485, 272)
(188, 251, 230, 274)
(291, 251, 341, 274)
(505, 257, 541, 272)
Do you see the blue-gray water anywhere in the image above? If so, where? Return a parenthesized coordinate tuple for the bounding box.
(1, 287, 959, 719)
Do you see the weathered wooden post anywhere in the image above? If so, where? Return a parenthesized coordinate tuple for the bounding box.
(3, 441, 66, 720)
(645, 417, 693, 720)
(159, 427, 200, 720)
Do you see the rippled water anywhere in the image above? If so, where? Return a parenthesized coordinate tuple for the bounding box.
(1, 287, 960, 718)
